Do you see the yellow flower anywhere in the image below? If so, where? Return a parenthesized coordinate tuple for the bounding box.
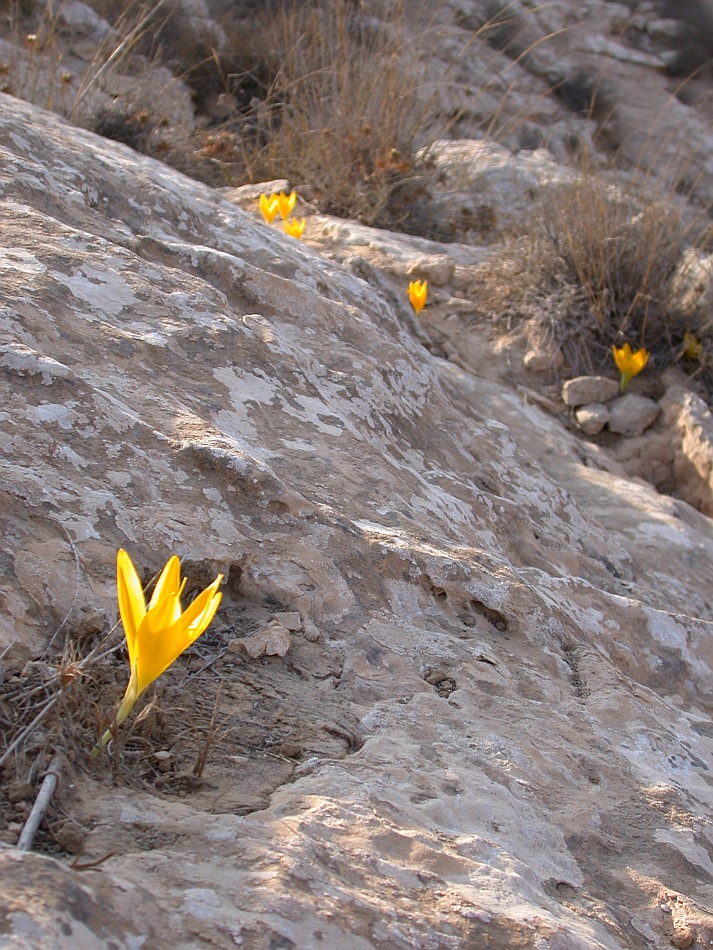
(612, 343, 648, 393)
(93, 550, 222, 754)
(259, 193, 279, 224)
(277, 190, 297, 220)
(408, 279, 428, 314)
(284, 217, 306, 239)
(683, 331, 702, 362)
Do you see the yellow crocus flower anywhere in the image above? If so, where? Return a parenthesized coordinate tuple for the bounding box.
(93, 550, 223, 754)
(259, 193, 279, 224)
(612, 343, 649, 393)
(277, 190, 297, 220)
(283, 217, 306, 239)
(408, 279, 428, 314)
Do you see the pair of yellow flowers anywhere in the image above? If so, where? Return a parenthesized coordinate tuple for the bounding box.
(259, 191, 305, 239)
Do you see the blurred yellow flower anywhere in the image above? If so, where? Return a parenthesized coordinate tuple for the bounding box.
(683, 331, 702, 361)
(93, 550, 223, 754)
(408, 279, 428, 314)
(259, 193, 279, 224)
(612, 343, 649, 393)
(277, 191, 297, 220)
(284, 217, 306, 239)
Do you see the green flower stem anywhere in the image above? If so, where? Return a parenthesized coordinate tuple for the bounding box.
(90, 667, 139, 757)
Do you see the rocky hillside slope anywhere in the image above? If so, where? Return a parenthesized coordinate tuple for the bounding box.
(2, 2, 713, 949)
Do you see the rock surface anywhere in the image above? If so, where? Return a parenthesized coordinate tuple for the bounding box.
(661, 386, 713, 516)
(563, 375, 620, 407)
(574, 402, 609, 436)
(2, 73, 713, 950)
(609, 393, 662, 437)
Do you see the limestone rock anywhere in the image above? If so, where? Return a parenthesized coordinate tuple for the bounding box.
(0, 849, 154, 947)
(669, 248, 713, 316)
(609, 393, 661, 437)
(56, 1, 113, 39)
(660, 385, 713, 515)
(407, 254, 455, 286)
(575, 402, 609, 436)
(562, 375, 619, 407)
(273, 610, 302, 631)
(3, 88, 713, 950)
(523, 342, 564, 372)
(608, 430, 676, 493)
(235, 620, 291, 658)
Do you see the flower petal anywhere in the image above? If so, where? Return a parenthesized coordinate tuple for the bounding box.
(277, 191, 297, 220)
(134, 608, 189, 694)
(175, 575, 224, 638)
(148, 555, 181, 609)
(185, 588, 222, 641)
(145, 585, 184, 636)
(134, 575, 223, 694)
(116, 549, 146, 667)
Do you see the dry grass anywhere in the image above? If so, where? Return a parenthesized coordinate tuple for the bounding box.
(0, 605, 231, 857)
(475, 154, 713, 383)
(221, 0, 442, 229)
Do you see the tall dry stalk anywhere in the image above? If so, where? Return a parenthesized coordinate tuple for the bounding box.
(240, 0, 441, 227)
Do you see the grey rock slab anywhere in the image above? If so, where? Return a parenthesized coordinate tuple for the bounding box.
(608, 393, 661, 437)
(660, 385, 713, 516)
(406, 254, 455, 286)
(575, 402, 610, 436)
(3, 91, 713, 950)
(562, 376, 620, 407)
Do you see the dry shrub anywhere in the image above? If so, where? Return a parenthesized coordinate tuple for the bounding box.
(233, 0, 441, 229)
(477, 159, 713, 378)
(0, 0, 160, 123)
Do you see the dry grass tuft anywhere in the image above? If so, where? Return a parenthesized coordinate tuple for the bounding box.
(0, 611, 231, 853)
(225, 0, 441, 230)
(476, 157, 713, 382)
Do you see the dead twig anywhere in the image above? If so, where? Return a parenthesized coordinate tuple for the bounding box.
(70, 851, 116, 871)
(16, 754, 63, 852)
(193, 681, 223, 778)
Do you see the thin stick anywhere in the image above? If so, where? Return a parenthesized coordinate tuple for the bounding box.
(0, 695, 59, 769)
(16, 755, 63, 852)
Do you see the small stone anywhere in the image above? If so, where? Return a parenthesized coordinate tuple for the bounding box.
(237, 620, 291, 658)
(575, 403, 610, 436)
(302, 619, 321, 642)
(608, 394, 661, 437)
(154, 750, 175, 773)
(7, 780, 33, 804)
(671, 927, 694, 949)
(272, 611, 302, 631)
(524, 345, 564, 372)
(407, 255, 455, 287)
(562, 376, 620, 407)
(55, 821, 84, 855)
